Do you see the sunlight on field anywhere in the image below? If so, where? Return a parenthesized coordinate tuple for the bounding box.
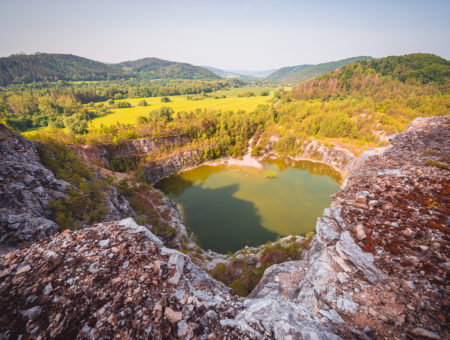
(90, 87, 281, 128)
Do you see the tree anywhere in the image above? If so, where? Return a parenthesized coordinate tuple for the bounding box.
(161, 96, 172, 102)
(64, 114, 88, 134)
(148, 106, 174, 123)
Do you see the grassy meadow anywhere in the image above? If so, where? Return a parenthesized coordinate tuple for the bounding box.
(89, 86, 281, 128)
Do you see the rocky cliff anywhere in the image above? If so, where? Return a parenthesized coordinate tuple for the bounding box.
(0, 116, 448, 339)
(0, 124, 135, 245)
(0, 125, 66, 244)
(236, 116, 449, 339)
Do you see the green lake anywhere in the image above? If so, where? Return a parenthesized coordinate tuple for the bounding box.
(155, 159, 341, 254)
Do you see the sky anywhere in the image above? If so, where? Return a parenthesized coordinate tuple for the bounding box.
(0, 0, 449, 70)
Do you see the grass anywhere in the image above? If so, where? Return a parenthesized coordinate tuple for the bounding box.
(89, 86, 280, 128)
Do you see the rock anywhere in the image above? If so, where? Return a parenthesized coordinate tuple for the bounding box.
(20, 306, 42, 321)
(177, 320, 189, 337)
(411, 327, 440, 339)
(43, 283, 53, 295)
(200, 310, 218, 326)
(15, 264, 31, 275)
(0, 124, 67, 245)
(165, 307, 182, 323)
(98, 239, 110, 247)
(168, 252, 185, 285)
(356, 224, 366, 239)
(402, 228, 413, 237)
(335, 231, 388, 284)
(118, 218, 162, 245)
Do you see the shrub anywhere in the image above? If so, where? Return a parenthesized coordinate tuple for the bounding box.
(266, 171, 277, 178)
(161, 96, 172, 103)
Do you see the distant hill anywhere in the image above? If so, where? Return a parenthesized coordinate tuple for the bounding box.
(0, 53, 124, 86)
(290, 53, 450, 100)
(203, 66, 242, 79)
(117, 58, 219, 80)
(228, 69, 277, 78)
(0, 54, 220, 86)
(265, 64, 312, 82)
(266, 56, 373, 83)
(204, 67, 277, 79)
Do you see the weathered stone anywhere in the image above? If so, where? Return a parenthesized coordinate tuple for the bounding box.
(20, 306, 42, 321)
(411, 327, 440, 339)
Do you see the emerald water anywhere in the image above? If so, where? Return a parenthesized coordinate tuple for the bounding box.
(155, 159, 341, 254)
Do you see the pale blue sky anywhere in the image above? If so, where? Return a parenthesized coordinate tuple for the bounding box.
(0, 0, 448, 69)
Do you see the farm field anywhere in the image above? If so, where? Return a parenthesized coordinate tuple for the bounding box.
(89, 86, 282, 128)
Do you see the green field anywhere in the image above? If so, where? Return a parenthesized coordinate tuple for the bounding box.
(90, 86, 281, 128)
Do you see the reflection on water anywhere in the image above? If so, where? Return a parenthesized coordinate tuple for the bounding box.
(156, 159, 340, 254)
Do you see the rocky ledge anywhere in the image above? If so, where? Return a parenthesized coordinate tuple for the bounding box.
(0, 125, 66, 244)
(0, 124, 136, 246)
(0, 116, 448, 339)
(240, 116, 449, 339)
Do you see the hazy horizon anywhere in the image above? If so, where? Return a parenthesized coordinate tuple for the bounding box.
(0, 0, 449, 70)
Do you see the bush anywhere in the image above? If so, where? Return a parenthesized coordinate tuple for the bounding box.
(161, 96, 172, 103)
(266, 171, 277, 178)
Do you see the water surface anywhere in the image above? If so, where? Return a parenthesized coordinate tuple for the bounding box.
(156, 159, 340, 253)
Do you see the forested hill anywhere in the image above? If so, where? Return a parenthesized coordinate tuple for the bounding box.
(0, 54, 220, 86)
(116, 58, 220, 80)
(266, 56, 373, 83)
(0, 53, 125, 86)
(289, 53, 450, 101)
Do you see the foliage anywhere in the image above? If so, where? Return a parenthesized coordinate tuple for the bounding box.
(64, 113, 88, 134)
(47, 180, 107, 230)
(37, 137, 108, 229)
(160, 96, 172, 103)
(115, 179, 178, 247)
(0, 79, 246, 132)
(116, 57, 220, 80)
(266, 171, 277, 178)
(37, 136, 93, 183)
(0, 53, 124, 86)
(210, 233, 315, 296)
(267, 56, 373, 83)
(0, 53, 220, 86)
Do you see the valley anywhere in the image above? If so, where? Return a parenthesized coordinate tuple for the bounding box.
(0, 51, 448, 339)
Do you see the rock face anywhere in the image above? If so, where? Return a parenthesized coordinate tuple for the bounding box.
(287, 140, 359, 176)
(0, 116, 448, 339)
(0, 124, 136, 245)
(0, 218, 339, 339)
(144, 149, 206, 184)
(0, 219, 255, 339)
(239, 116, 449, 339)
(0, 124, 66, 244)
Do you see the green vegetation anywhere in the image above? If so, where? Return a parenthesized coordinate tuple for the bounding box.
(117, 57, 219, 80)
(266, 56, 373, 83)
(0, 53, 220, 86)
(210, 233, 315, 296)
(115, 179, 178, 247)
(37, 137, 108, 229)
(0, 79, 243, 132)
(266, 171, 277, 178)
(0, 53, 124, 86)
(9, 53, 446, 171)
(426, 159, 449, 170)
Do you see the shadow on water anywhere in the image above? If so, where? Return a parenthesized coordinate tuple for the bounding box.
(157, 175, 279, 254)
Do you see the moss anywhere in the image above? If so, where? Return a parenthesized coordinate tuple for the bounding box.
(425, 159, 449, 170)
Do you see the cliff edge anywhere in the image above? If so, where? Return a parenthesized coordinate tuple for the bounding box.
(0, 116, 448, 339)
